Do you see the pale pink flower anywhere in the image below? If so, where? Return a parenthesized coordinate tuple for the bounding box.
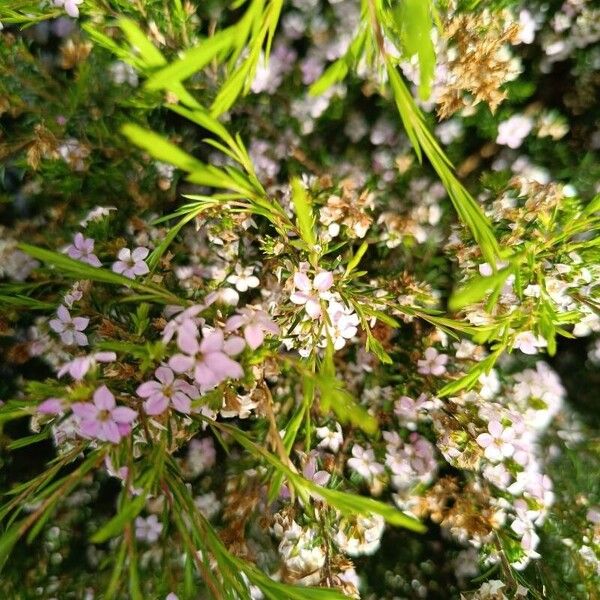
(135, 515, 163, 543)
(281, 452, 330, 499)
(53, 0, 83, 18)
(66, 233, 101, 267)
(137, 366, 198, 415)
(112, 247, 149, 279)
(290, 271, 334, 318)
(417, 347, 448, 376)
(185, 437, 217, 476)
(49, 305, 89, 346)
(72, 385, 136, 443)
(225, 307, 279, 350)
(476, 420, 515, 462)
(169, 328, 245, 392)
(513, 331, 547, 355)
(347, 444, 384, 482)
(162, 305, 204, 353)
(57, 351, 116, 380)
(38, 398, 65, 415)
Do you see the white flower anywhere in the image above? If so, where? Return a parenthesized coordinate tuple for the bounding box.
(479, 369, 500, 399)
(226, 264, 260, 292)
(513, 331, 547, 355)
(476, 420, 515, 462)
(54, 0, 83, 18)
(334, 514, 385, 556)
(321, 299, 359, 350)
(316, 423, 343, 453)
(517, 10, 537, 44)
(496, 115, 533, 149)
(347, 444, 384, 481)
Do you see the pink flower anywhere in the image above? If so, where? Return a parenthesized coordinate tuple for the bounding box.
(112, 247, 149, 279)
(476, 420, 515, 462)
(66, 233, 101, 267)
(169, 328, 245, 392)
(38, 398, 65, 415)
(135, 515, 163, 543)
(72, 385, 137, 443)
(513, 331, 547, 355)
(290, 270, 334, 319)
(57, 351, 116, 380)
(137, 366, 199, 415)
(417, 347, 448, 376)
(225, 307, 279, 350)
(162, 305, 205, 354)
(49, 305, 89, 346)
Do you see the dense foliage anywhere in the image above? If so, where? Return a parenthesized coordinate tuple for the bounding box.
(1, 0, 599, 598)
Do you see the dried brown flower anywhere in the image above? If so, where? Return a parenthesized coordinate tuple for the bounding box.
(26, 124, 59, 170)
(437, 10, 521, 119)
(59, 39, 92, 70)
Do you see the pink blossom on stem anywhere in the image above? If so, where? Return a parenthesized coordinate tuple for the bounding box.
(290, 270, 334, 319)
(162, 305, 205, 354)
(57, 351, 116, 380)
(137, 366, 199, 415)
(38, 398, 65, 415)
(112, 247, 149, 279)
(66, 233, 101, 267)
(417, 347, 448, 376)
(225, 307, 279, 350)
(72, 385, 136, 443)
(169, 328, 245, 392)
(49, 305, 89, 346)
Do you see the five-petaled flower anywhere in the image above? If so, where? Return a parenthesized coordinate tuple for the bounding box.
(417, 347, 448, 376)
(476, 420, 515, 462)
(225, 307, 279, 350)
(57, 351, 116, 380)
(169, 328, 245, 392)
(112, 247, 150, 279)
(347, 444, 384, 482)
(137, 366, 199, 415)
(290, 270, 334, 319)
(49, 305, 89, 346)
(72, 385, 137, 443)
(66, 233, 102, 267)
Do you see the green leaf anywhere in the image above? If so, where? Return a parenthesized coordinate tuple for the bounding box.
(395, 0, 436, 100)
(344, 241, 369, 277)
(309, 59, 348, 97)
(0, 521, 22, 572)
(209, 420, 425, 532)
(90, 494, 147, 544)
(290, 177, 316, 247)
(0, 294, 54, 310)
(449, 266, 513, 311)
(145, 29, 234, 90)
(18, 244, 180, 303)
(121, 123, 205, 173)
(385, 61, 501, 265)
(118, 18, 166, 69)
